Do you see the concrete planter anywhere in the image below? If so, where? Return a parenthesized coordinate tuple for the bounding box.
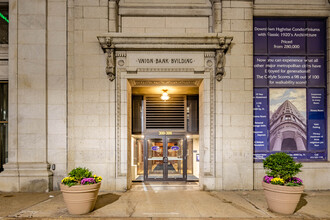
(60, 182, 101, 215)
(262, 181, 304, 215)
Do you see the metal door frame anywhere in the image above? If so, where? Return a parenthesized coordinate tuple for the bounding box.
(144, 134, 187, 181)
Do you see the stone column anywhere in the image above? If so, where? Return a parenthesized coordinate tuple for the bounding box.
(109, 0, 119, 32)
(212, 0, 222, 33)
(272, 132, 283, 151)
(295, 133, 306, 151)
(0, 0, 52, 192)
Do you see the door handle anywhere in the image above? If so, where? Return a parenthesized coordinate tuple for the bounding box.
(163, 157, 168, 163)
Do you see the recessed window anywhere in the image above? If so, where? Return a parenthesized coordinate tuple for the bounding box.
(0, 4, 8, 44)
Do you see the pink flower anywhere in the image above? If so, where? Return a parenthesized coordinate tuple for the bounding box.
(81, 178, 96, 185)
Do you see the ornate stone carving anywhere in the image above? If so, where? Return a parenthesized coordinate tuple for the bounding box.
(106, 48, 115, 81)
(98, 37, 116, 81)
(206, 60, 213, 67)
(216, 37, 232, 81)
(117, 60, 125, 66)
(215, 50, 225, 81)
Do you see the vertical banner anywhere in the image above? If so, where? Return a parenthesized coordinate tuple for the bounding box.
(253, 18, 327, 161)
(307, 89, 326, 151)
(253, 88, 268, 152)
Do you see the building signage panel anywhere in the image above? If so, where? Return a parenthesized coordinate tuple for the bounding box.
(253, 18, 327, 162)
(127, 51, 205, 68)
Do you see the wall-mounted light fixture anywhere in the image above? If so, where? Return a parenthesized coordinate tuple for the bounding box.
(161, 89, 170, 101)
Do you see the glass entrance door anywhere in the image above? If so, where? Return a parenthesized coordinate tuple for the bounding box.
(145, 138, 164, 180)
(144, 135, 187, 181)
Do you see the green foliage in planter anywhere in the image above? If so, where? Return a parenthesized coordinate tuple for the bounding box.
(62, 167, 102, 187)
(263, 152, 302, 181)
(69, 167, 93, 182)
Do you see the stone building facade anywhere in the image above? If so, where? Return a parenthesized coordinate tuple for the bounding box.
(0, 0, 329, 192)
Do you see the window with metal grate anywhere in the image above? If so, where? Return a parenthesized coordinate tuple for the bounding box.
(145, 96, 185, 130)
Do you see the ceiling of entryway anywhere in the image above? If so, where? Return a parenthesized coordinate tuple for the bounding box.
(132, 86, 199, 95)
(129, 79, 201, 95)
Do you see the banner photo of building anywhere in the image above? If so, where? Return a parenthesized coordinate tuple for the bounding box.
(0, 0, 329, 192)
(253, 18, 327, 162)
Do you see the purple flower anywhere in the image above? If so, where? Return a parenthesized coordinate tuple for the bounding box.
(81, 178, 96, 185)
(263, 176, 273, 183)
(287, 177, 303, 184)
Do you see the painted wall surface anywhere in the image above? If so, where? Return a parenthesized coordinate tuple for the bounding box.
(0, 0, 329, 192)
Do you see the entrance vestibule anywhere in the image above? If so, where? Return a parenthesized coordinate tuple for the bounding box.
(130, 85, 200, 182)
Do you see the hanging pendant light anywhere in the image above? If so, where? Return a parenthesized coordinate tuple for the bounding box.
(161, 89, 170, 101)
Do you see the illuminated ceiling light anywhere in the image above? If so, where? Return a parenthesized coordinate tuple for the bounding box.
(161, 89, 170, 101)
(0, 13, 8, 23)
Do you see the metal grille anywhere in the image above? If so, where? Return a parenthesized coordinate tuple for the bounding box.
(145, 96, 185, 130)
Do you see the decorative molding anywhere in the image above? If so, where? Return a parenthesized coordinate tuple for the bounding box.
(116, 68, 124, 177)
(137, 68, 195, 72)
(194, 71, 204, 74)
(206, 60, 213, 67)
(129, 79, 202, 87)
(210, 68, 215, 176)
(117, 60, 125, 66)
(97, 34, 233, 50)
(115, 51, 127, 57)
(205, 52, 215, 58)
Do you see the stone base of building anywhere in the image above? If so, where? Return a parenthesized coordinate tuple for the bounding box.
(254, 162, 330, 190)
(0, 162, 53, 192)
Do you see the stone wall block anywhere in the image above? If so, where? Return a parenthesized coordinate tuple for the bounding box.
(230, 20, 252, 32)
(74, 0, 100, 6)
(244, 79, 253, 91)
(222, 8, 244, 20)
(48, 16, 66, 31)
(230, 0, 253, 8)
(83, 6, 108, 19)
(230, 44, 252, 55)
(122, 17, 166, 28)
(74, 6, 83, 18)
(18, 0, 46, 15)
(244, 32, 252, 43)
(244, 8, 253, 20)
(166, 17, 209, 28)
(48, 1, 66, 17)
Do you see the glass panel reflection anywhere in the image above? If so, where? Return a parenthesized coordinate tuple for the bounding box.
(167, 138, 183, 179)
(147, 138, 164, 179)
(0, 82, 8, 172)
(132, 138, 144, 181)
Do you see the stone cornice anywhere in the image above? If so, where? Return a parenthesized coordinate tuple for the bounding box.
(97, 33, 233, 51)
(0, 44, 8, 60)
(97, 33, 233, 81)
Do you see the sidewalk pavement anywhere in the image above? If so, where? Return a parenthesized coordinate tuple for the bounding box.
(1, 182, 330, 220)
